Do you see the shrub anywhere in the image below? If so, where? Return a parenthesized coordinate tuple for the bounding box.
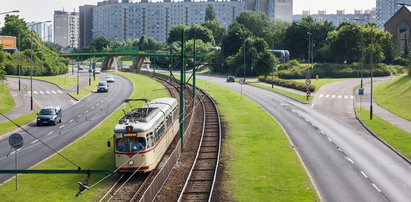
(258, 75, 316, 92)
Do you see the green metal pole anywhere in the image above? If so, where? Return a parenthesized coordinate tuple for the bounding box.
(193, 33, 196, 102)
(179, 30, 185, 150)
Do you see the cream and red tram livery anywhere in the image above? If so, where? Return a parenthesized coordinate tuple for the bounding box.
(113, 98, 179, 172)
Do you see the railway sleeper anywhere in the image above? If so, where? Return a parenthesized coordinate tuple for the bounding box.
(186, 180, 212, 193)
(198, 152, 218, 159)
(194, 159, 217, 170)
(181, 192, 209, 201)
(202, 136, 218, 142)
(200, 141, 218, 147)
(200, 146, 219, 153)
(189, 170, 215, 181)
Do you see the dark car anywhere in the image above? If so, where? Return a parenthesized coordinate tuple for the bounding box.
(226, 75, 235, 82)
(97, 81, 109, 92)
(37, 106, 62, 126)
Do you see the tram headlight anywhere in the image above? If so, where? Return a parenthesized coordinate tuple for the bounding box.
(128, 160, 134, 166)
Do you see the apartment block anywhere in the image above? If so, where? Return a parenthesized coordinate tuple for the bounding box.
(28, 22, 53, 42)
(293, 8, 377, 26)
(376, 0, 411, 29)
(54, 10, 80, 48)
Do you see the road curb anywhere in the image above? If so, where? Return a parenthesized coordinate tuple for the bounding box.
(352, 88, 411, 165)
(245, 83, 310, 105)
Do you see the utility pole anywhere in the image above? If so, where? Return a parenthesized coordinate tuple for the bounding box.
(179, 30, 186, 151)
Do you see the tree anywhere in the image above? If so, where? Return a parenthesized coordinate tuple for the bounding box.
(43, 41, 63, 53)
(90, 36, 111, 52)
(187, 24, 215, 45)
(0, 47, 5, 80)
(235, 11, 271, 38)
(167, 24, 190, 44)
(205, 4, 217, 22)
(221, 22, 251, 57)
(202, 20, 226, 46)
(138, 35, 164, 51)
(327, 22, 362, 63)
(0, 14, 28, 50)
(255, 51, 276, 76)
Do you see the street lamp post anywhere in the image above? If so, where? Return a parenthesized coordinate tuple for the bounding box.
(355, 18, 374, 120)
(0, 10, 19, 15)
(30, 20, 51, 110)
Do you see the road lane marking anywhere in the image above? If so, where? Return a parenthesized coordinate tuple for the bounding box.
(344, 95, 348, 99)
(78, 115, 82, 118)
(319, 94, 324, 98)
(337, 147, 343, 152)
(51, 90, 57, 94)
(57, 90, 63, 94)
(71, 99, 76, 104)
(328, 137, 332, 142)
(46, 131, 54, 136)
(331, 95, 335, 98)
(361, 171, 368, 178)
(325, 94, 330, 98)
(91, 106, 95, 109)
(96, 103, 100, 106)
(34, 91, 39, 94)
(320, 131, 325, 135)
(45, 91, 51, 94)
(31, 140, 39, 144)
(39, 91, 45, 94)
(59, 125, 65, 129)
(347, 157, 354, 164)
(69, 119, 73, 123)
(372, 183, 381, 192)
(337, 95, 342, 99)
(85, 110, 89, 113)
(350, 96, 354, 99)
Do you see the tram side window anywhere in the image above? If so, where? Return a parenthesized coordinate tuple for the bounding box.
(146, 133, 155, 148)
(167, 114, 172, 126)
(173, 109, 179, 120)
(116, 137, 146, 152)
(155, 122, 165, 140)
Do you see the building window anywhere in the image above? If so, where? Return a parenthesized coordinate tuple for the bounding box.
(398, 21, 409, 56)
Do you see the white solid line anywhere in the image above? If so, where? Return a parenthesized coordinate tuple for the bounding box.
(59, 125, 65, 129)
(46, 131, 54, 136)
(372, 183, 381, 192)
(31, 140, 39, 144)
(325, 94, 330, 98)
(347, 157, 354, 164)
(361, 171, 368, 178)
(319, 94, 324, 97)
(69, 119, 73, 123)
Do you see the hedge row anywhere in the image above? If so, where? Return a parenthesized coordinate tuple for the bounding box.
(277, 62, 405, 79)
(258, 76, 316, 92)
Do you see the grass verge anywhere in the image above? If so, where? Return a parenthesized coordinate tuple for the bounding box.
(374, 75, 411, 121)
(291, 78, 351, 92)
(248, 82, 310, 103)
(356, 108, 411, 159)
(69, 77, 101, 100)
(174, 74, 318, 200)
(0, 72, 168, 201)
(0, 111, 38, 136)
(20, 75, 77, 89)
(0, 81, 16, 114)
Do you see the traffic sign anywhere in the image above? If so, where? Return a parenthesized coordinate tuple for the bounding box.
(9, 133, 23, 149)
(359, 88, 364, 95)
(305, 73, 312, 79)
(306, 91, 311, 96)
(305, 79, 311, 85)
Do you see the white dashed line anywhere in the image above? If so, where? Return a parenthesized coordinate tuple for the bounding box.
(57, 90, 63, 94)
(325, 94, 330, 98)
(331, 95, 336, 98)
(59, 125, 65, 129)
(71, 99, 76, 104)
(372, 183, 381, 192)
(350, 96, 354, 99)
(319, 94, 324, 98)
(337, 147, 343, 152)
(337, 95, 342, 99)
(347, 157, 354, 164)
(84, 110, 89, 114)
(328, 137, 332, 142)
(361, 171, 368, 178)
(45, 91, 51, 94)
(31, 140, 39, 144)
(46, 131, 54, 136)
(34, 91, 39, 94)
(320, 131, 325, 135)
(96, 103, 100, 106)
(39, 91, 45, 94)
(69, 119, 73, 123)
(78, 115, 82, 118)
(344, 95, 348, 99)
(51, 91, 57, 94)
(91, 106, 95, 110)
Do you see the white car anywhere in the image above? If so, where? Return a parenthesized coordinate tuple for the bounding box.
(95, 69, 101, 74)
(106, 75, 115, 83)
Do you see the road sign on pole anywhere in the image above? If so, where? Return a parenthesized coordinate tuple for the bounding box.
(359, 88, 364, 95)
(305, 79, 311, 85)
(305, 73, 312, 79)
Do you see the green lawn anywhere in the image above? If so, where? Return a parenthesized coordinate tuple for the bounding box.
(69, 77, 100, 100)
(0, 72, 168, 201)
(356, 109, 411, 159)
(291, 78, 351, 92)
(176, 74, 318, 201)
(375, 75, 411, 121)
(248, 82, 311, 103)
(0, 81, 16, 114)
(0, 111, 38, 136)
(21, 75, 77, 90)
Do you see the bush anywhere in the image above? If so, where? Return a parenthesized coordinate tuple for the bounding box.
(258, 75, 316, 92)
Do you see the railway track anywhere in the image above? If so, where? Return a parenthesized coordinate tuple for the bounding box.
(177, 88, 221, 202)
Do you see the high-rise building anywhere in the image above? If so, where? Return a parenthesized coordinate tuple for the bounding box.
(376, 0, 411, 29)
(28, 22, 53, 42)
(79, 0, 293, 45)
(54, 10, 80, 48)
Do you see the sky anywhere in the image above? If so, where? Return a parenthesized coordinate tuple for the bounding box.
(1, 0, 376, 24)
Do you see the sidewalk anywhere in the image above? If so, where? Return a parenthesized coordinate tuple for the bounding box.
(55, 71, 93, 94)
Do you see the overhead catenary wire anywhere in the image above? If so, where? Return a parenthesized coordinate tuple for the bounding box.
(0, 112, 81, 169)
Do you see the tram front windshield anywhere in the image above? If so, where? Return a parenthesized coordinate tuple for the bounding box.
(116, 137, 146, 152)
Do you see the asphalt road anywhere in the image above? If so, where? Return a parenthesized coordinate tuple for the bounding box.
(0, 72, 133, 183)
(196, 74, 411, 202)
